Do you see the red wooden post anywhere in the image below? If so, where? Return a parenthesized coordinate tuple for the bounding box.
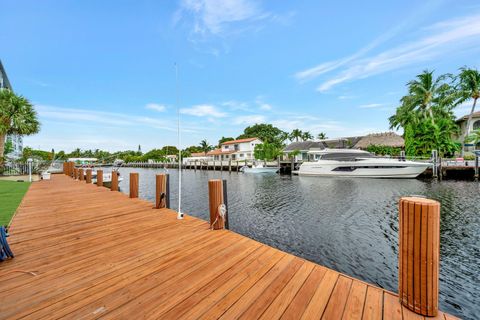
(96, 170, 103, 187)
(208, 179, 226, 230)
(155, 174, 169, 208)
(86, 169, 92, 184)
(111, 171, 119, 191)
(78, 168, 84, 181)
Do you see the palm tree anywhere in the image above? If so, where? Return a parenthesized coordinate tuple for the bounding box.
(301, 131, 314, 141)
(199, 139, 213, 155)
(0, 89, 40, 164)
(457, 67, 480, 156)
(289, 129, 303, 142)
(402, 70, 453, 123)
(317, 132, 327, 140)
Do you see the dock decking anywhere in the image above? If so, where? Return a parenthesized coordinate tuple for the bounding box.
(0, 175, 456, 319)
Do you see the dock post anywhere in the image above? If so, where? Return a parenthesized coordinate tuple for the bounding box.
(155, 174, 170, 209)
(399, 197, 440, 316)
(86, 169, 92, 184)
(475, 156, 479, 181)
(194, 160, 197, 171)
(208, 179, 228, 230)
(111, 171, 119, 191)
(78, 168, 84, 181)
(228, 159, 232, 173)
(432, 150, 438, 179)
(97, 170, 103, 187)
(290, 157, 295, 175)
(400, 150, 405, 161)
(70, 162, 75, 177)
(73, 168, 78, 180)
(129, 173, 139, 198)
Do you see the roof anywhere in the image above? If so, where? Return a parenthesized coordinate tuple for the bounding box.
(457, 111, 480, 122)
(207, 149, 237, 156)
(189, 152, 208, 157)
(221, 137, 260, 145)
(284, 141, 326, 152)
(322, 136, 363, 149)
(353, 132, 404, 149)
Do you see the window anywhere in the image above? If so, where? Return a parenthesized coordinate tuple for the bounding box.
(239, 153, 244, 157)
(473, 120, 480, 131)
(234, 144, 239, 151)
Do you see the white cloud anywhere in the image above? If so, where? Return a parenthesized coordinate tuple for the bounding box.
(145, 103, 167, 112)
(358, 103, 384, 109)
(259, 103, 272, 111)
(233, 114, 266, 125)
(296, 13, 480, 92)
(180, 104, 227, 117)
(178, 0, 264, 35)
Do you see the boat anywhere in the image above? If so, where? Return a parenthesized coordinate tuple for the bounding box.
(297, 149, 430, 178)
(240, 162, 279, 174)
(80, 168, 124, 185)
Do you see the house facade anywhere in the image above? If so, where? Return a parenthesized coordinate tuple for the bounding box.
(456, 111, 480, 149)
(208, 138, 262, 161)
(1, 60, 23, 160)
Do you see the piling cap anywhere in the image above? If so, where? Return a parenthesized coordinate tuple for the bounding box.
(400, 196, 439, 205)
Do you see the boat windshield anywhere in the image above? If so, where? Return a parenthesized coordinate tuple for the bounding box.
(316, 152, 373, 161)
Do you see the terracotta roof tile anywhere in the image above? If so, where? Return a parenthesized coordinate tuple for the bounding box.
(221, 137, 259, 145)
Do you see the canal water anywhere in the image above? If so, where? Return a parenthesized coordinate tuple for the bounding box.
(117, 167, 479, 319)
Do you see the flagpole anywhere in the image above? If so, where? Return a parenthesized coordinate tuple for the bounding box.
(176, 63, 183, 219)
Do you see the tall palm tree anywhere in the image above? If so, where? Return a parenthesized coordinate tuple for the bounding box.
(290, 129, 303, 142)
(457, 67, 480, 156)
(301, 131, 314, 141)
(317, 132, 327, 140)
(402, 70, 453, 123)
(199, 139, 213, 155)
(0, 89, 40, 164)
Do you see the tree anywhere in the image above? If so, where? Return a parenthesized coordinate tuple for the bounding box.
(0, 89, 40, 164)
(302, 131, 314, 141)
(253, 142, 282, 161)
(289, 129, 303, 142)
(218, 136, 234, 146)
(457, 67, 480, 156)
(3, 139, 13, 157)
(466, 129, 480, 147)
(389, 70, 460, 157)
(237, 124, 287, 148)
(199, 140, 213, 155)
(317, 132, 327, 140)
(185, 145, 202, 154)
(160, 146, 178, 155)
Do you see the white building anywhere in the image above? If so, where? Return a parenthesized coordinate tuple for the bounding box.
(1, 60, 23, 160)
(208, 138, 262, 161)
(182, 152, 212, 165)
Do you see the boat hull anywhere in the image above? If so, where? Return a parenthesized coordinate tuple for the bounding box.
(242, 167, 279, 173)
(298, 160, 430, 178)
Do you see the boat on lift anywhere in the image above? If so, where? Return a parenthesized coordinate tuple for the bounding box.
(240, 162, 279, 174)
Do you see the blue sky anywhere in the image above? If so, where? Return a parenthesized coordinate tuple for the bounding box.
(1, 0, 480, 152)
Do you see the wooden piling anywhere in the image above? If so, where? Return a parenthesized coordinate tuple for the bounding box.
(111, 171, 119, 191)
(290, 157, 295, 175)
(399, 197, 440, 316)
(73, 168, 78, 180)
(78, 168, 84, 181)
(86, 169, 92, 184)
(228, 159, 232, 173)
(155, 174, 169, 209)
(208, 179, 227, 230)
(129, 173, 139, 198)
(475, 156, 479, 180)
(96, 170, 103, 187)
(432, 150, 438, 179)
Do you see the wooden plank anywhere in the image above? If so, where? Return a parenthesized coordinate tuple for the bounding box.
(259, 261, 315, 320)
(383, 293, 402, 320)
(342, 280, 368, 320)
(322, 275, 353, 319)
(300, 269, 339, 319)
(362, 286, 383, 320)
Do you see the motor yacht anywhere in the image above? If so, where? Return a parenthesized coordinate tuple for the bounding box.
(297, 149, 430, 178)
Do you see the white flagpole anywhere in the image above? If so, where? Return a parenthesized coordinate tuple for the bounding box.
(176, 63, 184, 219)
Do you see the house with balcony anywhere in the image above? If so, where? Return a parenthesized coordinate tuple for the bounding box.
(208, 138, 262, 161)
(1, 60, 23, 160)
(456, 111, 480, 149)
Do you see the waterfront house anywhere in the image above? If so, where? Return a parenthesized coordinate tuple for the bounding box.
(456, 111, 480, 149)
(1, 60, 23, 160)
(182, 152, 213, 165)
(353, 132, 404, 150)
(283, 141, 325, 161)
(208, 137, 262, 161)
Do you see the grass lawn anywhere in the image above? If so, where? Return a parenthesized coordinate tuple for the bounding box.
(0, 180, 30, 226)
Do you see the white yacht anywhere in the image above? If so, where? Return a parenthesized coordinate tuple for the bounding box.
(240, 162, 279, 174)
(297, 149, 430, 178)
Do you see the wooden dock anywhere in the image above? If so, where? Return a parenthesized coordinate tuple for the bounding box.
(0, 175, 456, 319)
